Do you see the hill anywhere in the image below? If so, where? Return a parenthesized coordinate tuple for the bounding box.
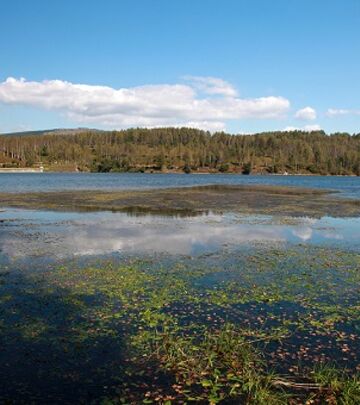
(0, 127, 359, 175)
(1, 128, 103, 137)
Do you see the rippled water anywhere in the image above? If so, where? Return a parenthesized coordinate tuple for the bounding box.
(0, 172, 359, 198)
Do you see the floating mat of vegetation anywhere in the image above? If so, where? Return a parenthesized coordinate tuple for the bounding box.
(1, 185, 360, 218)
(1, 244, 359, 403)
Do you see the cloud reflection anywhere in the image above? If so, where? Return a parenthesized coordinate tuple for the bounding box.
(0, 210, 357, 260)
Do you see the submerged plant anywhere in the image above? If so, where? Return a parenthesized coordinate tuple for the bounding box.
(131, 323, 289, 403)
(1, 244, 359, 403)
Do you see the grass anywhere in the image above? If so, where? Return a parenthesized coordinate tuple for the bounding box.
(132, 323, 289, 404)
(0, 244, 359, 403)
(310, 364, 360, 404)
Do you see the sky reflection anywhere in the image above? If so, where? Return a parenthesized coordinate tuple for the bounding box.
(0, 209, 359, 260)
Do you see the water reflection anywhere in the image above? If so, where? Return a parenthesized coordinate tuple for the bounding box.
(0, 208, 359, 260)
(292, 226, 314, 241)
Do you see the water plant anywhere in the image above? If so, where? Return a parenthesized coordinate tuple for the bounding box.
(1, 244, 359, 403)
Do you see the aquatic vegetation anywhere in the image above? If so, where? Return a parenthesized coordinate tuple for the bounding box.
(1, 242, 358, 403)
(311, 364, 360, 404)
(1, 184, 360, 218)
(132, 323, 289, 404)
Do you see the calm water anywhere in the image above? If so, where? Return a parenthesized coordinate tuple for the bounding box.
(1, 208, 359, 264)
(1, 173, 359, 265)
(1, 176, 359, 403)
(0, 173, 359, 198)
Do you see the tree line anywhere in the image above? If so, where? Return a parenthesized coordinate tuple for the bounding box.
(0, 127, 359, 175)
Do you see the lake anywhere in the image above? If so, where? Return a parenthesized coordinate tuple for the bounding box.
(0, 174, 359, 403)
(0, 172, 360, 198)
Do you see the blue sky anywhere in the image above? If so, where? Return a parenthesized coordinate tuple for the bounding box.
(0, 0, 359, 134)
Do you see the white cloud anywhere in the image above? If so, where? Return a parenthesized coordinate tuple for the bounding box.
(303, 124, 321, 131)
(175, 121, 226, 131)
(326, 108, 360, 117)
(295, 106, 317, 121)
(0, 76, 290, 130)
(283, 124, 321, 132)
(183, 75, 238, 97)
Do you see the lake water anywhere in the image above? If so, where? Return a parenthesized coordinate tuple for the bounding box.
(1, 209, 359, 263)
(0, 172, 359, 198)
(1, 173, 358, 264)
(0, 174, 359, 403)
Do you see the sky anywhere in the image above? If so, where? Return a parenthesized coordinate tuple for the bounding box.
(0, 0, 359, 134)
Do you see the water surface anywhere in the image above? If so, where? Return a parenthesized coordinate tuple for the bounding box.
(1, 208, 359, 263)
(0, 172, 359, 198)
(0, 178, 359, 403)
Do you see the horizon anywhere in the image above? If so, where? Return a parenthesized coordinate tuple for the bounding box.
(1, 126, 359, 138)
(1, 0, 359, 134)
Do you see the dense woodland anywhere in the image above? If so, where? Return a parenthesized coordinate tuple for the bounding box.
(0, 128, 359, 175)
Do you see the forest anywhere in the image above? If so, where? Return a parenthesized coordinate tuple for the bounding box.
(0, 127, 359, 175)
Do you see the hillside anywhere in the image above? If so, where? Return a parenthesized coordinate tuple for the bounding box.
(0, 127, 359, 175)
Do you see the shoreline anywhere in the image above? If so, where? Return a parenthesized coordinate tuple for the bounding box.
(0, 170, 358, 177)
(0, 168, 44, 173)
